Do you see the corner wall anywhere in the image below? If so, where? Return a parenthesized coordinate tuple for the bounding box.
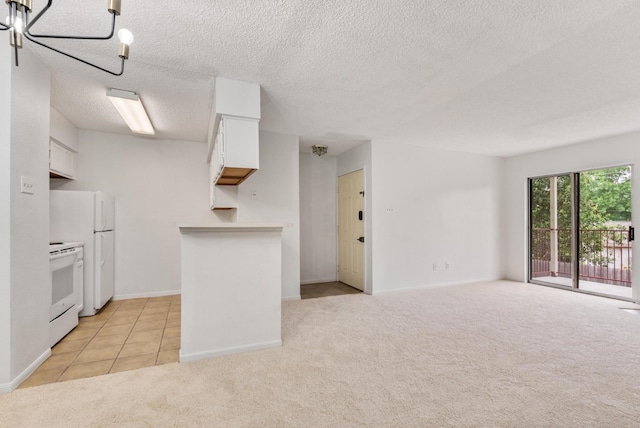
(0, 46, 51, 391)
(0, 32, 12, 388)
(370, 142, 504, 293)
(238, 131, 301, 300)
(504, 133, 640, 302)
(299, 153, 337, 284)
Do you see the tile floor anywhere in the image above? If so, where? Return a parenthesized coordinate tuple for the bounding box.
(20, 295, 181, 389)
(301, 281, 362, 299)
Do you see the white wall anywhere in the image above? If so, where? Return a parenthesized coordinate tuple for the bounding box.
(0, 35, 11, 388)
(53, 130, 301, 301)
(299, 153, 337, 284)
(370, 142, 504, 293)
(51, 131, 223, 299)
(238, 131, 301, 300)
(337, 142, 373, 293)
(504, 133, 640, 302)
(0, 47, 51, 391)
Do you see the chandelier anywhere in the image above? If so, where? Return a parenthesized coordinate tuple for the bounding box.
(312, 144, 328, 156)
(0, 0, 133, 76)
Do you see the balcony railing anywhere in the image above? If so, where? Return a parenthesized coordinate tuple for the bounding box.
(531, 228, 632, 287)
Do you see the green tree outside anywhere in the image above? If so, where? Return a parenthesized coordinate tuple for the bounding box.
(530, 166, 632, 266)
(531, 166, 631, 230)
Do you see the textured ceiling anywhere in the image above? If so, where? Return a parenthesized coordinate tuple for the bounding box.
(17, 0, 640, 157)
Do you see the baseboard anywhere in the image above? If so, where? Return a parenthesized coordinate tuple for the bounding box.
(371, 277, 502, 295)
(118, 290, 296, 302)
(300, 278, 338, 285)
(0, 348, 51, 394)
(113, 290, 181, 301)
(179, 339, 282, 363)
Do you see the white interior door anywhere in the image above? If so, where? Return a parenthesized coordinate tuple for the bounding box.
(338, 169, 364, 290)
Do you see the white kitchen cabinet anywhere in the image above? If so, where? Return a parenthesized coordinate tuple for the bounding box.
(49, 139, 76, 179)
(210, 116, 259, 186)
(50, 107, 79, 152)
(209, 158, 238, 210)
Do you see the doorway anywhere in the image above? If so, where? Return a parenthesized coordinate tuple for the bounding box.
(338, 169, 364, 291)
(529, 166, 633, 300)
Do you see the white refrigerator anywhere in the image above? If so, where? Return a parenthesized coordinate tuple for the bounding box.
(50, 190, 115, 317)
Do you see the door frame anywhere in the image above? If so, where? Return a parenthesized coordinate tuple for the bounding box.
(527, 164, 635, 302)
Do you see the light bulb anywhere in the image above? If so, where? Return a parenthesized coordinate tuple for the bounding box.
(118, 29, 133, 45)
(5, 15, 22, 33)
(14, 16, 23, 33)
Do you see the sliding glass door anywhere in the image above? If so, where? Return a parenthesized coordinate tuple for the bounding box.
(530, 174, 574, 287)
(529, 166, 633, 300)
(577, 167, 633, 299)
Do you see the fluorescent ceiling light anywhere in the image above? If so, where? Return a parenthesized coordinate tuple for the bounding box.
(107, 88, 155, 135)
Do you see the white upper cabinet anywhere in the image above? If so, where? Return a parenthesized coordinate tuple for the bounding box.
(50, 107, 79, 180)
(206, 78, 261, 187)
(211, 116, 259, 186)
(49, 140, 76, 179)
(50, 107, 79, 151)
(49, 139, 76, 179)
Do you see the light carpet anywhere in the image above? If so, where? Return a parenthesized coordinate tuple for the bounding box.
(2, 280, 640, 427)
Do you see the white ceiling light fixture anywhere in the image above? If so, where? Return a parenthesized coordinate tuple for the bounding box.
(0, 0, 133, 75)
(107, 88, 155, 135)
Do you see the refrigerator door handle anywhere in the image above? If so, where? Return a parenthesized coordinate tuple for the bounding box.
(101, 232, 106, 266)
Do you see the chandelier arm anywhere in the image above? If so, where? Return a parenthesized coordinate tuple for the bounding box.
(23, 0, 53, 32)
(25, 12, 116, 40)
(12, 32, 19, 66)
(23, 33, 125, 76)
(0, 22, 8, 30)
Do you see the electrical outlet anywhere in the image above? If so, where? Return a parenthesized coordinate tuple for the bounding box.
(432, 263, 437, 271)
(445, 262, 450, 270)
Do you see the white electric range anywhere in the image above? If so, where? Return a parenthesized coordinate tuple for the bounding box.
(49, 241, 84, 347)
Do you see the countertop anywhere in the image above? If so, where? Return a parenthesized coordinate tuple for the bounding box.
(178, 222, 290, 232)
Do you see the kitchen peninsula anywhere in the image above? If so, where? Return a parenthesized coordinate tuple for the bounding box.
(178, 223, 287, 362)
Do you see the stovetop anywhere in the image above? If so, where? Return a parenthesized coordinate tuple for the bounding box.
(49, 242, 84, 254)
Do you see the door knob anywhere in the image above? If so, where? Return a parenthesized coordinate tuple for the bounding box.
(357, 236, 365, 243)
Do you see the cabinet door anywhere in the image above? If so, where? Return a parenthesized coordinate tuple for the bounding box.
(63, 148, 75, 178)
(49, 140, 76, 179)
(50, 140, 66, 174)
(223, 117, 259, 168)
(217, 120, 225, 173)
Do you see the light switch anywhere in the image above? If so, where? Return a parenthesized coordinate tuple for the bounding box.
(251, 191, 258, 200)
(20, 176, 34, 195)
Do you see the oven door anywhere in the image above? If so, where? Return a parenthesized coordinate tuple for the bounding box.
(50, 250, 79, 321)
